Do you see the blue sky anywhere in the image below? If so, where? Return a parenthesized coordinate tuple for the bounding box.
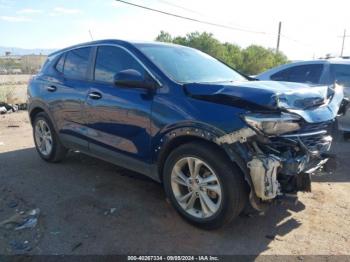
(0, 0, 350, 60)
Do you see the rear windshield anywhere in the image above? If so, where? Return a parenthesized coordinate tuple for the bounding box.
(137, 44, 246, 84)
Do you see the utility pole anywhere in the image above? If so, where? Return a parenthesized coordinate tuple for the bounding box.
(341, 29, 346, 57)
(276, 21, 282, 54)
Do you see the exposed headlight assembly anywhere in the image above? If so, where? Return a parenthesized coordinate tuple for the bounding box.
(243, 113, 300, 136)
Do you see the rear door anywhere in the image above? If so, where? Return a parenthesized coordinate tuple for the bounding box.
(50, 47, 93, 150)
(84, 45, 154, 173)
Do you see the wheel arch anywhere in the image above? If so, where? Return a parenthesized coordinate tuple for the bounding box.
(29, 107, 45, 125)
(28, 101, 58, 132)
(155, 125, 246, 183)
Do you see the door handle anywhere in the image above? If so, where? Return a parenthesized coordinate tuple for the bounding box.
(47, 85, 57, 92)
(88, 92, 102, 100)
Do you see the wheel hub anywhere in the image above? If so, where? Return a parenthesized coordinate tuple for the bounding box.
(188, 177, 201, 192)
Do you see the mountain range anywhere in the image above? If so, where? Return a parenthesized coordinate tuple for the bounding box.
(0, 46, 56, 56)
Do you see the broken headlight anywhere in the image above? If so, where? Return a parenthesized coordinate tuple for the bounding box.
(243, 113, 301, 136)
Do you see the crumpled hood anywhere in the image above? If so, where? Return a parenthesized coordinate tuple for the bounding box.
(184, 80, 344, 123)
(185, 81, 328, 110)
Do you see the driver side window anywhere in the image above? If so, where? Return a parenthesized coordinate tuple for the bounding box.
(94, 46, 145, 83)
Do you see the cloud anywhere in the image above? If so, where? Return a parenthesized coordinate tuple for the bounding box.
(17, 8, 43, 14)
(0, 16, 31, 22)
(0, 0, 12, 8)
(51, 7, 82, 15)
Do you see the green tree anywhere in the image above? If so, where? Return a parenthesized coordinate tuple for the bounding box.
(222, 42, 243, 70)
(155, 31, 288, 75)
(155, 31, 173, 43)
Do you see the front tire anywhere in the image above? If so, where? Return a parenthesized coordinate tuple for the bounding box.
(163, 141, 247, 229)
(33, 112, 67, 162)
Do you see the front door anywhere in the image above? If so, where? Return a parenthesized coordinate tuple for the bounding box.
(85, 45, 154, 174)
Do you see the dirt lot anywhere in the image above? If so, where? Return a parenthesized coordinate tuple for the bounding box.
(0, 75, 31, 104)
(0, 111, 349, 255)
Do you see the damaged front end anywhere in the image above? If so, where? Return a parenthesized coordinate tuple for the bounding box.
(214, 84, 345, 210)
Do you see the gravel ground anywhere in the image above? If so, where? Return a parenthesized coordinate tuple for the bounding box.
(0, 111, 349, 255)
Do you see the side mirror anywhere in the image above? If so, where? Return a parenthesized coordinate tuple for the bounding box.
(114, 69, 155, 89)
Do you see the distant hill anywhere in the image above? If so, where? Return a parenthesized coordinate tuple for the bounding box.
(0, 46, 56, 56)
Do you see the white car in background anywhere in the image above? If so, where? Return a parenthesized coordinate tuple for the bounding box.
(257, 59, 350, 133)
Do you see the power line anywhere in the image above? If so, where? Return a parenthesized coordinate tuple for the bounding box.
(280, 34, 315, 48)
(114, 0, 267, 35)
(115, 0, 318, 53)
(157, 0, 345, 47)
(156, 0, 277, 37)
(156, 0, 206, 17)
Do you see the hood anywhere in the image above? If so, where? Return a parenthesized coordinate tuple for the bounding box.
(184, 80, 344, 123)
(185, 81, 329, 110)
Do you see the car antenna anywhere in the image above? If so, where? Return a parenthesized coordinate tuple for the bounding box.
(88, 29, 94, 41)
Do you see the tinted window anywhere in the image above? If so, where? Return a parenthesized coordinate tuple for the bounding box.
(55, 54, 65, 73)
(271, 64, 324, 84)
(331, 64, 350, 87)
(64, 47, 91, 80)
(94, 46, 145, 83)
(138, 45, 246, 83)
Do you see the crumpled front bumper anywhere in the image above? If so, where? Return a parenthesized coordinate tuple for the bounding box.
(247, 124, 334, 199)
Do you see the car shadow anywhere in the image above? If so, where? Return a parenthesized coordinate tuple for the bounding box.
(0, 147, 308, 255)
(311, 134, 350, 183)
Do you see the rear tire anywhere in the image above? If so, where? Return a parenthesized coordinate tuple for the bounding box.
(33, 112, 67, 162)
(163, 141, 247, 229)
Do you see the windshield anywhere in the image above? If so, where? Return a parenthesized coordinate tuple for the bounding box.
(137, 44, 247, 84)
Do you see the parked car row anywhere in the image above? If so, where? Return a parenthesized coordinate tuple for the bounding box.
(27, 40, 348, 229)
(257, 59, 350, 133)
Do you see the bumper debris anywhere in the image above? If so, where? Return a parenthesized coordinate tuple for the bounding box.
(247, 155, 281, 200)
(215, 127, 256, 144)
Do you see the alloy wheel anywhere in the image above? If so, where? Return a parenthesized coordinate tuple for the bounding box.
(171, 157, 222, 219)
(34, 119, 53, 156)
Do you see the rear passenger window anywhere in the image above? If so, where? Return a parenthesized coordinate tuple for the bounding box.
(94, 46, 145, 83)
(64, 47, 91, 80)
(55, 54, 65, 73)
(271, 64, 324, 84)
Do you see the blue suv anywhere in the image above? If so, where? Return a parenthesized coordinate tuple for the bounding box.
(28, 40, 346, 228)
